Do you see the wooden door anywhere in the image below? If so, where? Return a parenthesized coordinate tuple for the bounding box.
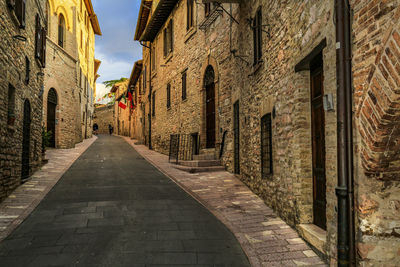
(311, 56, 327, 230)
(47, 102, 56, 147)
(21, 100, 31, 180)
(233, 101, 240, 174)
(206, 82, 216, 148)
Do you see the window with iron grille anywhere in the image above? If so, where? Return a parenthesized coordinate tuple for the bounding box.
(167, 83, 171, 109)
(163, 20, 173, 57)
(182, 71, 187, 100)
(253, 7, 263, 65)
(261, 113, 273, 177)
(58, 14, 65, 48)
(187, 0, 194, 30)
(25, 56, 30, 84)
(152, 92, 155, 117)
(7, 84, 16, 126)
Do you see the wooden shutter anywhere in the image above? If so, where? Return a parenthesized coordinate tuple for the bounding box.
(35, 14, 42, 59)
(169, 20, 174, 53)
(167, 84, 171, 108)
(163, 28, 168, 57)
(41, 27, 47, 67)
(15, 0, 26, 28)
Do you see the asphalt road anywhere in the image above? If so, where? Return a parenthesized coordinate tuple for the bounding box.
(0, 135, 250, 267)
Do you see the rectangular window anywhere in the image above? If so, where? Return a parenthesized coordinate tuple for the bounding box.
(166, 83, 171, 109)
(261, 113, 273, 177)
(163, 20, 173, 57)
(152, 92, 155, 117)
(151, 45, 156, 71)
(25, 56, 30, 84)
(7, 84, 15, 126)
(253, 7, 263, 65)
(15, 0, 26, 28)
(143, 66, 147, 92)
(182, 71, 187, 100)
(187, 0, 194, 30)
(204, 3, 210, 17)
(35, 14, 42, 60)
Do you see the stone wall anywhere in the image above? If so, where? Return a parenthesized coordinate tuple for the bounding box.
(0, 0, 46, 201)
(93, 105, 113, 134)
(134, 0, 400, 265)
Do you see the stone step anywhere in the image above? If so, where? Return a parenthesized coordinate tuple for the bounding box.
(178, 160, 221, 167)
(193, 153, 216, 160)
(171, 164, 225, 173)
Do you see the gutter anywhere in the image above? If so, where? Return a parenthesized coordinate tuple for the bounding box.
(335, 0, 355, 265)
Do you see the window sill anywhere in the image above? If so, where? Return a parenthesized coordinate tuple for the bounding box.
(182, 97, 188, 103)
(164, 53, 173, 64)
(167, 107, 171, 111)
(250, 61, 263, 76)
(184, 27, 197, 43)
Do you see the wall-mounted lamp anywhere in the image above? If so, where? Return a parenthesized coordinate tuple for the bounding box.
(13, 35, 27, 41)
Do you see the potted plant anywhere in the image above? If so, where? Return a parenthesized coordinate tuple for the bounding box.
(41, 127, 52, 164)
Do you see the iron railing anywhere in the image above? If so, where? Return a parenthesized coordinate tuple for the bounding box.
(169, 133, 200, 164)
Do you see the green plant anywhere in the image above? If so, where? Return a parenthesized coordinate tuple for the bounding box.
(42, 127, 52, 152)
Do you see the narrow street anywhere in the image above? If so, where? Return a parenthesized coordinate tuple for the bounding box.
(0, 135, 250, 267)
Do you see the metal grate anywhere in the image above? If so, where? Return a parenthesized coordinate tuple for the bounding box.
(199, 7, 223, 31)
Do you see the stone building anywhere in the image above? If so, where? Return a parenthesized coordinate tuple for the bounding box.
(0, 0, 46, 201)
(110, 81, 131, 137)
(93, 104, 113, 134)
(43, 0, 101, 148)
(132, 0, 400, 265)
(128, 60, 145, 143)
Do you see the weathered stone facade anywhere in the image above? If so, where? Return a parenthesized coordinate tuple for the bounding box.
(111, 81, 131, 137)
(130, 0, 400, 265)
(93, 104, 113, 134)
(0, 0, 46, 201)
(43, 0, 101, 148)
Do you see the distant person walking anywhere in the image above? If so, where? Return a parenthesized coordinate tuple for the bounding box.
(108, 124, 113, 135)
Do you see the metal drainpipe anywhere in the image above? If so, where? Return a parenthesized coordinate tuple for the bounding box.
(335, 0, 355, 266)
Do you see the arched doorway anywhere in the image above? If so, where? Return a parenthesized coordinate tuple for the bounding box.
(21, 99, 31, 180)
(47, 88, 57, 147)
(204, 66, 216, 148)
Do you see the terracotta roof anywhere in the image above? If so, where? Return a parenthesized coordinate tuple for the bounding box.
(134, 0, 153, 41)
(84, 0, 102, 35)
(128, 60, 143, 89)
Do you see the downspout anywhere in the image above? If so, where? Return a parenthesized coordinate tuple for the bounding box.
(140, 41, 152, 150)
(335, 0, 355, 266)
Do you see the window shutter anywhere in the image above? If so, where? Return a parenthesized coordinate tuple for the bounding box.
(182, 71, 187, 100)
(41, 27, 47, 67)
(15, 0, 26, 28)
(169, 20, 174, 53)
(7, 0, 16, 9)
(163, 28, 167, 57)
(35, 14, 41, 60)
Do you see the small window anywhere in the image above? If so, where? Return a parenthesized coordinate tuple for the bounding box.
(15, 0, 26, 28)
(25, 56, 30, 84)
(253, 7, 263, 65)
(152, 92, 155, 117)
(7, 84, 16, 126)
(35, 14, 46, 67)
(58, 14, 65, 48)
(163, 20, 173, 57)
(151, 45, 156, 71)
(187, 0, 194, 30)
(182, 71, 187, 100)
(166, 83, 171, 109)
(204, 3, 210, 17)
(143, 66, 147, 91)
(261, 113, 273, 177)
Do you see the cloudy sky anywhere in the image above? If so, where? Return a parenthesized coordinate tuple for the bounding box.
(92, 0, 142, 101)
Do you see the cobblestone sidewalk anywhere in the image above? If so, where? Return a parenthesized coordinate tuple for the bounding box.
(0, 136, 97, 242)
(123, 137, 327, 267)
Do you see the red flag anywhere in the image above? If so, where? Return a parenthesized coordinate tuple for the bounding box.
(128, 92, 133, 102)
(118, 101, 126, 109)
